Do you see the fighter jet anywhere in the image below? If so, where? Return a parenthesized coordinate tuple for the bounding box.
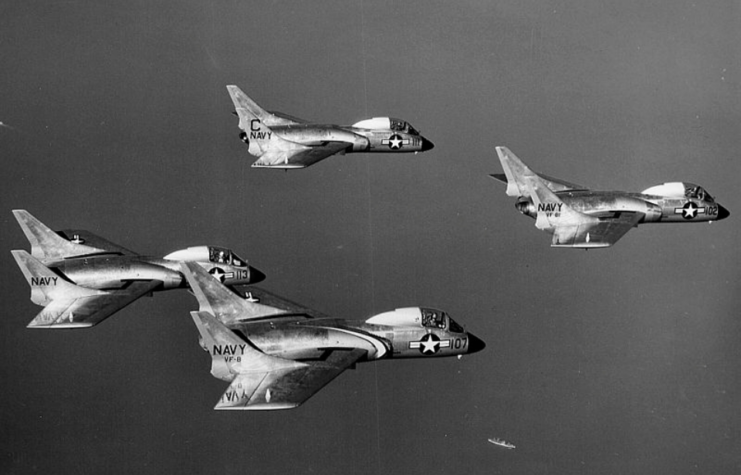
(226, 85, 434, 169)
(491, 147, 730, 248)
(11, 210, 265, 328)
(181, 262, 485, 410)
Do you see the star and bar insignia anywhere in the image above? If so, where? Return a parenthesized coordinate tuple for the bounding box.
(409, 333, 451, 355)
(382, 134, 410, 150)
(209, 267, 235, 283)
(674, 202, 705, 220)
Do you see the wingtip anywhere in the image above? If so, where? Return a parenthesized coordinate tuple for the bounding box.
(214, 402, 299, 411)
(10, 249, 31, 267)
(11, 209, 29, 223)
(226, 85, 242, 94)
(27, 322, 95, 329)
(495, 146, 510, 159)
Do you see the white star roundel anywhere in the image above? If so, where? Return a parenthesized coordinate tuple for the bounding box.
(674, 202, 705, 220)
(382, 134, 410, 150)
(209, 267, 226, 282)
(408, 334, 451, 355)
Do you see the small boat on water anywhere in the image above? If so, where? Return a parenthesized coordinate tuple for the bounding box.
(488, 437, 516, 449)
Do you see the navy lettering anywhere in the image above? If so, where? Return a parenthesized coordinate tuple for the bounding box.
(31, 276, 57, 286)
(212, 344, 247, 356)
(537, 203, 563, 213)
(249, 131, 272, 140)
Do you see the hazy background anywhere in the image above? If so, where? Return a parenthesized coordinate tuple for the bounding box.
(1, 1, 739, 473)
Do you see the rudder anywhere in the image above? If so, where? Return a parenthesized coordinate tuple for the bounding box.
(495, 147, 539, 197)
(11, 250, 104, 306)
(225, 86, 277, 157)
(180, 262, 287, 325)
(13, 210, 106, 261)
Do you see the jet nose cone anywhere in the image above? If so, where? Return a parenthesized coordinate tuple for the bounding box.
(716, 205, 730, 221)
(248, 266, 266, 284)
(420, 137, 434, 152)
(467, 333, 486, 354)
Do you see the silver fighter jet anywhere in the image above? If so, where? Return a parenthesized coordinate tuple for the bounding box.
(181, 262, 485, 410)
(491, 147, 730, 248)
(11, 210, 265, 328)
(226, 85, 434, 169)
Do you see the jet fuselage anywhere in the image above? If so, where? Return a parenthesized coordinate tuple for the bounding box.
(225, 310, 485, 363)
(515, 189, 729, 224)
(45, 255, 259, 291)
(242, 123, 434, 154)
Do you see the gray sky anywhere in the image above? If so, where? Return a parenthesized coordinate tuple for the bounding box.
(1, 1, 740, 473)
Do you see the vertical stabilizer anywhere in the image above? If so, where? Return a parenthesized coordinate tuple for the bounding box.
(191, 311, 248, 381)
(11, 250, 105, 306)
(180, 262, 287, 324)
(226, 86, 279, 157)
(191, 311, 304, 382)
(495, 147, 539, 197)
(225, 86, 274, 123)
(13, 210, 106, 260)
(494, 148, 596, 231)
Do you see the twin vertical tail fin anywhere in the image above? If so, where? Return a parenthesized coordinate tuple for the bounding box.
(225, 85, 274, 124)
(225, 85, 279, 157)
(180, 262, 287, 325)
(495, 147, 539, 198)
(190, 310, 309, 410)
(191, 311, 251, 381)
(13, 209, 105, 260)
(11, 250, 105, 306)
(494, 147, 596, 230)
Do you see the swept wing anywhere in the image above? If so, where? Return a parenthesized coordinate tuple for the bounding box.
(495, 148, 644, 248)
(226, 85, 303, 127)
(56, 229, 137, 256)
(493, 147, 588, 194)
(192, 311, 366, 410)
(181, 262, 290, 324)
(523, 168, 643, 248)
(237, 286, 331, 319)
(13, 209, 136, 260)
(12, 250, 161, 328)
(551, 211, 643, 248)
(252, 142, 349, 169)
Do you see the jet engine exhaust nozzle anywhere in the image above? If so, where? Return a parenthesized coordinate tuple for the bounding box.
(515, 199, 536, 218)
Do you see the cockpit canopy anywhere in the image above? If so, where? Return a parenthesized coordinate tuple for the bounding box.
(351, 117, 420, 135)
(641, 182, 715, 203)
(420, 308, 465, 333)
(389, 118, 419, 135)
(208, 246, 247, 267)
(365, 307, 465, 333)
(163, 245, 248, 267)
(684, 184, 714, 203)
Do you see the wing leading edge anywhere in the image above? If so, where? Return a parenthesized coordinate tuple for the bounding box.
(12, 250, 161, 328)
(493, 147, 588, 194)
(191, 311, 366, 410)
(551, 211, 643, 248)
(252, 142, 349, 169)
(13, 209, 137, 260)
(216, 347, 367, 410)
